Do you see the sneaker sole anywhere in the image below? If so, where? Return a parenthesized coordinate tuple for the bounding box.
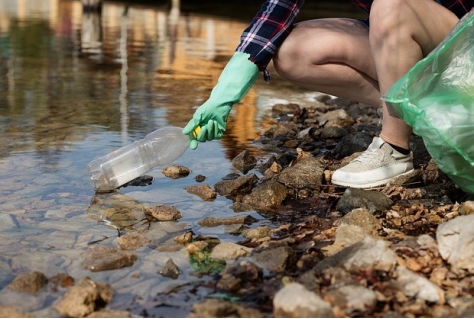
(332, 169, 415, 189)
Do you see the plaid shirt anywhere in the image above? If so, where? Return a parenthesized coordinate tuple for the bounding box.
(237, 0, 474, 79)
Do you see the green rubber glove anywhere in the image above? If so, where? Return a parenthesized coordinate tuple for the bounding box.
(183, 51, 259, 149)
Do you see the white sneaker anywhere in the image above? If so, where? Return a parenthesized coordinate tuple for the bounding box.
(331, 137, 414, 188)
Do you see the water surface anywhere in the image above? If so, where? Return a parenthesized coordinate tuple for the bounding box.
(0, 0, 361, 316)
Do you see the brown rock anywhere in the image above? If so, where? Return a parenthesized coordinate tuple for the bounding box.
(144, 205, 182, 221)
(6, 271, 48, 295)
(117, 232, 151, 250)
(82, 246, 137, 272)
(54, 277, 114, 318)
(161, 164, 190, 179)
(185, 184, 217, 201)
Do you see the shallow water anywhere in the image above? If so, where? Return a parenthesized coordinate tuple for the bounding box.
(0, 0, 361, 316)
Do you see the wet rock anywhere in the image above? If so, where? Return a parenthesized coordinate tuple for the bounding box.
(86, 193, 145, 229)
(436, 214, 474, 273)
(144, 205, 182, 221)
(262, 124, 297, 139)
(217, 261, 263, 292)
(214, 174, 258, 197)
(195, 174, 206, 182)
(316, 236, 397, 272)
(232, 150, 257, 174)
(117, 232, 151, 250)
(82, 246, 137, 272)
(332, 132, 372, 159)
(277, 153, 325, 191)
(198, 215, 258, 227)
(251, 243, 295, 273)
(273, 282, 334, 318)
(86, 309, 131, 318)
(121, 174, 154, 188)
(242, 180, 288, 212)
(210, 242, 252, 261)
(54, 277, 114, 318)
(174, 231, 193, 245)
(0, 306, 34, 318)
(159, 259, 181, 279)
(335, 188, 393, 215)
(320, 109, 354, 128)
(6, 271, 48, 295)
(185, 184, 217, 201)
(49, 273, 75, 292)
(230, 202, 255, 213)
(272, 103, 301, 115)
(320, 126, 349, 139)
(188, 298, 263, 318)
(323, 284, 377, 316)
(161, 164, 190, 179)
(241, 226, 273, 240)
(394, 266, 444, 304)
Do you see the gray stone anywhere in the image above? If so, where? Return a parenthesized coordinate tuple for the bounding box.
(436, 214, 474, 273)
(159, 259, 181, 279)
(335, 188, 393, 215)
(277, 154, 325, 190)
(273, 283, 334, 318)
(214, 174, 258, 197)
(332, 132, 373, 159)
(251, 244, 295, 273)
(242, 180, 288, 212)
(394, 266, 444, 303)
(241, 226, 273, 240)
(232, 150, 257, 174)
(316, 236, 397, 272)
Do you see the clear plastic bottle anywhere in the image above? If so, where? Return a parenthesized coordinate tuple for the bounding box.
(87, 126, 190, 192)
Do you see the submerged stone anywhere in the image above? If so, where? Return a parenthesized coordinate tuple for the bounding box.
(82, 246, 137, 272)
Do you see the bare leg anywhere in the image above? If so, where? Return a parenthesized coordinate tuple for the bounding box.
(274, 1, 459, 151)
(370, 0, 458, 149)
(274, 18, 381, 107)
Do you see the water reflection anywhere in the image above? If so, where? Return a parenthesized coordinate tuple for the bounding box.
(0, 0, 361, 315)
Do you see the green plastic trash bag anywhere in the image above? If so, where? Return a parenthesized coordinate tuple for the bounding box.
(383, 11, 474, 195)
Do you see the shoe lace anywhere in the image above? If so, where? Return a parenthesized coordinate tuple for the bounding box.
(354, 146, 384, 163)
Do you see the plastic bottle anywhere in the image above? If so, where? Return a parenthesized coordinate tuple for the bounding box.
(87, 126, 190, 192)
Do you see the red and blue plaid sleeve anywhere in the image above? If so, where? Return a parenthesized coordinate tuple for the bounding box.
(236, 0, 305, 76)
(237, 0, 473, 80)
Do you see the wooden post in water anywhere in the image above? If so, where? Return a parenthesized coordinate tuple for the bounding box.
(82, 0, 103, 12)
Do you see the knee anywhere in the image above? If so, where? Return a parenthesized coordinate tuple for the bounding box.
(370, 0, 409, 41)
(273, 30, 304, 80)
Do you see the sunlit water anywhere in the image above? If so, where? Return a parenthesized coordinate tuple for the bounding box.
(0, 0, 361, 316)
